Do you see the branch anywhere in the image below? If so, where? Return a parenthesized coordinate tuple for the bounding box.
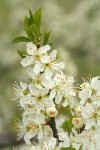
(49, 117, 61, 145)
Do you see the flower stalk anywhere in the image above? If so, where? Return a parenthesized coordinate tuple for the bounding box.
(49, 117, 60, 145)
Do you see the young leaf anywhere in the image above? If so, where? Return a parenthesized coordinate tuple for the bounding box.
(43, 31, 51, 45)
(34, 7, 42, 28)
(22, 9, 42, 43)
(12, 36, 31, 44)
(24, 10, 34, 32)
(25, 27, 35, 41)
(29, 9, 34, 25)
(25, 24, 40, 42)
(17, 49, 28, 58)
(24, 16, 30, 31)
(29, 24, 40, 40)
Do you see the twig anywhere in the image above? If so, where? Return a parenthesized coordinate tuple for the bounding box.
(49, 117, 61, 145)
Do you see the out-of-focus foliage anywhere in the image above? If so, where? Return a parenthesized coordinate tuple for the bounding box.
(0, 0, 99, 149)
(43, 0, 100, 78)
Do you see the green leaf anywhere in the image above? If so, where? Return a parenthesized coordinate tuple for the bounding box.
(34, 7, 42, 28)
(43, 31, 51, 45)
(61, 147, 76, 150)
(61, 106, 73, 133)
(12, 36, 31, 44)
(17, 49, 28, 58)
(13, 8, 42, 46)
(60, 148, 68, 150)
(25, 24, 40, 41)
(24, 10, 34, 31)
(29, 24, 40, 39)
(25, 27, 35, 41)
(24, 16, 30, 31)
(24, 8, 42, 31)
(23, 9, 42, 43)
(29, 9, 34, 25)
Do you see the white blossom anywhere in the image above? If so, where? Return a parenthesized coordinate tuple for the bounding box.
(49, 72, 67, 104)
(28, 84, 55, 114)
(13, 81, 28, 100)
(21, 42, 51, 74)
(82, 103, 100, 129)
(16, 118, 43, 145)
(79, 76, 100, 105)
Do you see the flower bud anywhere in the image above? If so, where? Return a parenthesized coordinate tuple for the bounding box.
(72, 118, 83, 129)
(74, 107, 82, 117)
(46, 107, 58, 117)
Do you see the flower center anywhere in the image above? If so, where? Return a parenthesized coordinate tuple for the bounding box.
(35, 55, 40, 60)
(26, 122, 38, 133)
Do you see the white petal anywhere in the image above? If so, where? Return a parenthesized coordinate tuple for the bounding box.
(79, 89, 89, 105)
(42, 79, 55, 89)
(39, 45, 51, 53)
(28, 84, 40, 96)
(31, 146, 40, 150)
(35, 114, 45, 124)
(26, 132, 36, 139)
(80, 98, 87, 106)
(40, 88, 49, 96)
(55, 92, 62, 104)
(97, 118, 100, 125)
(36, 102, 44, 114)
(20, 97, 25, 108)
(26, 42, 37, 55)
(50, 89, 56, 100)
(21, 56, 34, 67)
(52, 62, 65, 70)
(20, 81, 27, 90)
(40, 64, 44, 72)
(91, 80, 100, 90)
(41, 55, 50, 63)
(85, 118, 95, 129)
(24, 134, 32, 145)
(27, 68, 36, 79)
(50, 50, 57, 60)
(54, 73, 61, 84)
(45, 68, 52, 79)
(58, 132, 70, 148)
(47, 99, 55, 107)
(62, 100, 68, 107)
(38, 127, 43, 139)
(82, 104, 94, 119)
(72, 143, 81, 150)
(33, 62, 41, 74)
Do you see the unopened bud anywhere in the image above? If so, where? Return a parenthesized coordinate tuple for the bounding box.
(75, 107, 82, 117)
(46, 107, 58, 117)
(72, 118, 83, 129)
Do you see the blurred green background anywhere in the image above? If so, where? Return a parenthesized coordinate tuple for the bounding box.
(0, 0, 100, 149)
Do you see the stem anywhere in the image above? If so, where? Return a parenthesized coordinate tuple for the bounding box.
(37, 44, 40, 48)
(49, 117, 61, 145)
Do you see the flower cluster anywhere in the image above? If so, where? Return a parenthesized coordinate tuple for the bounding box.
(13, 42, 75, 148)
(13, 9, 100, 150)
(70, 77, 100, 150)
